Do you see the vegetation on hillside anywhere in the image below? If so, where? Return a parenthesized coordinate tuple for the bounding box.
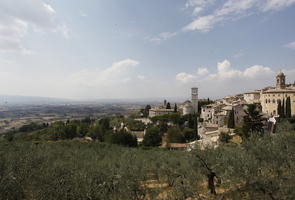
(0, 119, 295, 199)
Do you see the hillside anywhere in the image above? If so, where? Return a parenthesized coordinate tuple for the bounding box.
(0, 119, 295, 200)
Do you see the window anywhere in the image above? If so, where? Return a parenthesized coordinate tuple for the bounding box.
(272, 99, 275, 103)
(265, 99, 267, 104)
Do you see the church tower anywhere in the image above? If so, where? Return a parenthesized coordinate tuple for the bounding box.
(276, 72, 286, 89)
(191, 87, 198, 114)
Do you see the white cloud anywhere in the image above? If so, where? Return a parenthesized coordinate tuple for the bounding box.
(262, 0, 295, 11)
(183, 0, 295, 32)
(67, 59, 140, 87)
(0, 0, 68, 52)
(176, 72, 196, 83)
(185, 0, 216, 14)
(183, 14, 220, 32)
(148, 32, 178, 43)
(285, 41, 295, 49)
(197, 67, 209, 75)
(176, 59, 278, 97)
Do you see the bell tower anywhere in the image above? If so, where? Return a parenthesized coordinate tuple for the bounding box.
(276, 72, 286, 89)
(191, 87, 198, 114)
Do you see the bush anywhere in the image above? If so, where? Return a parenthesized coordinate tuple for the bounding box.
(167, 127, 185, 143)
(142, 126, 162, 147)
(219, 132, 232, 143)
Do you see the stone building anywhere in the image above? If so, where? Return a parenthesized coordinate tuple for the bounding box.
(243, 90, 261, 104)
(149, 107, 174, 118)
(260, 72, 295, 116)
(149, 87, 199, 118)
(201, 102, 247, 127)
(191, 87, 198, 114)
(182, 100, 193, 115)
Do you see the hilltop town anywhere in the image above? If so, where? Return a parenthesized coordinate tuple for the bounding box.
(143, 72, 295, 149)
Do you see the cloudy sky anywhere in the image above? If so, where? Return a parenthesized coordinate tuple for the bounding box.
(0, 0, 295, 100)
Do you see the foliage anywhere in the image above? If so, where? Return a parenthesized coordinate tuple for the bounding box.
(183, 127, 197, 142)
(140, 105, 151, 118)
(219, 132, 232, 143)
(19, 122, 48, 133)
(151, 113, 184, 126)
(277, 99, 282, 117)
(167, 126, 185, 143)
(109, 130, 138, 147)
(142, 126, 162, 147)
(286, 97, 291, 118)
(166, 102, 171, 109)
(125, 119, 145, 131)
(282, 98, 286, 118)
(227, 109, 235, 128)
(1, 125, 295, 199)
(241, 104, 264, 138)
(174, 103, 177, 112)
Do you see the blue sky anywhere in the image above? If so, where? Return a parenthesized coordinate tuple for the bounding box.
(0, 0, 295, 100)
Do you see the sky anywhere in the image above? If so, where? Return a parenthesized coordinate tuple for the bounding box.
(0, 0, 295, 100)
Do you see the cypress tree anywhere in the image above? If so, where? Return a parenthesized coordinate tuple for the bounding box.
(166, 102, 171, 109)
(282, 98, 285, 118)
(277, 100, 282, 117)
(195, 116, 199, 140)
(286, 97, 291, 118)
(174, 103, 177, 112)
(227, 109, 235, 128)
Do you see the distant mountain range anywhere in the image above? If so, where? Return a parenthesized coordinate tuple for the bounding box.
(0, 95, 209, 105)
(0, 95, 71, 105)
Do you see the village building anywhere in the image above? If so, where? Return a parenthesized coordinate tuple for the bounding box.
(201, 101, 247, 127)
(149, 87, 199, 117)
(243, 90, 261, 104)
(260, 72, 295, 116)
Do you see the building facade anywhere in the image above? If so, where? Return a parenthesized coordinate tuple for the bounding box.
(260, 72, 295, 116)
(191, 88, 198, 114)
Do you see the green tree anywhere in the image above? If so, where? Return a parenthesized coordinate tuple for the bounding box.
(174, 103, 177, 112)
(183, 127, 197, 142)
(282, 98, 286, 118)
(99, 118, 110, 131)
(142, 105, 151, 117)
(277, 100, 282, 117)
(108, 130, 138, 147)
(227, 109, 235, 128)
(87, 123, 104, 141)
(169, 113, 181, 125)
(167, 127, 185, 143)
(166, 102, 171, 109)
(241, 104, 264, 138)
(286, 96, 291, 118)
(142, 126, 162, 147)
